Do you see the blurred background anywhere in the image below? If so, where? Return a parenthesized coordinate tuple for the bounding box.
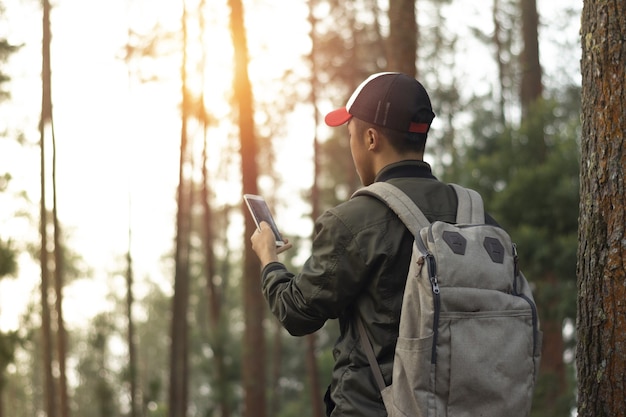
(0, 0, 581, 416)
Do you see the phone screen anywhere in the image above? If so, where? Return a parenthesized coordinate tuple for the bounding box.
(244, 195, 285, 246)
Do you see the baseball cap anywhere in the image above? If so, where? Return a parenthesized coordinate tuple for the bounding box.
(324, 72, 435, 133)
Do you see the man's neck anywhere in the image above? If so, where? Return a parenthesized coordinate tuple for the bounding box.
(373, 152, 423, 175)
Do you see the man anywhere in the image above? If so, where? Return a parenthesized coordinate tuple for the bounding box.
(251, 72, 465, 416)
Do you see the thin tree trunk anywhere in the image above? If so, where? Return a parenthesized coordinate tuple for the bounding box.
(123, 19, 141, 417)
(269, 321, 282, 416)
(577, 1, 626, 416)
(168, 2, 192, 417)
(387, 0, 416, 77)
(227, 0, 265, 416)
(519, 0, 542, 118)
(491, 0, 507, 125)
(126, 226, 139, 417)
(200, 78, 230, 417)
(519, 0, 546, 165)
(520, 1, 568, 411)
(306, 2, 323, 416)
(52, 119, 70, 417)
(197, 4, 230, 415)
(40, 0, 57, 415)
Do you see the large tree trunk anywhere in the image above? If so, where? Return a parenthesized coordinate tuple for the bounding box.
(577, 1, 626, 416)
(169, 3, 192, 417)
(386, 0, 417, 77)
(228, 1, 265, 416)
(40, 1, 57, 416)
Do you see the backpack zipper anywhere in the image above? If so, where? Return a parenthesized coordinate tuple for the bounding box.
(415, 234, 441, 364)
(510, 244, 540, 356)
(427, 253, 441, 364)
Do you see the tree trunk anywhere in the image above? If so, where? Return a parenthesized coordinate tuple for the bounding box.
(520, 2, 568, 412)
(519, 0, 547, 163)
(40, 0, 57, 416)
(491, 0, 507, 125)
(386, 0, 417, 77)
(200, 88, 231, 417)
(269, 321, 282, 416)
(519, 0, 542, 118)
(168, 3, 192, 417)
(228, 1, 265, 416)
(577, 1, 626, 416)
(305, 2, 323, 416)
(52, 120, 70, 417)
(126, 234, 139, 417)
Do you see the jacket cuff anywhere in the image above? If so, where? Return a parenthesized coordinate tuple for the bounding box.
(261, 261, 286, 278)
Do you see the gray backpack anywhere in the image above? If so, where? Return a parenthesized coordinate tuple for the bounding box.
(353, 182, 542, 417)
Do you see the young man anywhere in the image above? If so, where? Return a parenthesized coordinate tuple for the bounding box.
(251, 72, 464, 416)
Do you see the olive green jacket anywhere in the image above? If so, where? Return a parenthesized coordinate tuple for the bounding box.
(261, 160, 470, 416)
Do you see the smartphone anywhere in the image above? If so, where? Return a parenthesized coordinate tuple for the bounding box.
(243, 194, 285, 247)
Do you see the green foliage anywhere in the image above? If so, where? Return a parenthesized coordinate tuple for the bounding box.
(0, 239, 17, 278)
(0, 39, 21, 102)
(0, 330, 20, 388)
(73, 313, 120, 417)
(446, 92, 580, 278)
(445, 88, 581, 416)
(0, 0, 584, 416)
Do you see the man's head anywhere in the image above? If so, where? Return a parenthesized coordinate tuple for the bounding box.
(324, 72, 436, 184)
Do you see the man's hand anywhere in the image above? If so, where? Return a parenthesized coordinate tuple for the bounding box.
(250, 221, 292, 267)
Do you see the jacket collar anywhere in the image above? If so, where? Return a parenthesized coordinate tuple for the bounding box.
(374, 160, 437, 182)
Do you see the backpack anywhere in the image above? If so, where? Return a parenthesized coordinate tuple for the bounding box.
(352, 182, 542, 417)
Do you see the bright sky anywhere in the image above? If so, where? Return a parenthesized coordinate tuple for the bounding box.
(0, 0, 581, 331)
(0, 0, 314, 330)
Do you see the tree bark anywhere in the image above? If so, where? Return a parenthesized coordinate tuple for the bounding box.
(577, 1, 626, 416)
(228, 0, 265, 416)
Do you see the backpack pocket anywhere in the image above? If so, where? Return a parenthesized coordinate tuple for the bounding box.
(387, 333, 435, 417)
(441, 310, 536, 417)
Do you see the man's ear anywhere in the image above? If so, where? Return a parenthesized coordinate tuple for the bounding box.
(366, 128, 379, 151)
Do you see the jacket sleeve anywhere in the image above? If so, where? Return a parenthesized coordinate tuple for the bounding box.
(261, 209, 369, 336)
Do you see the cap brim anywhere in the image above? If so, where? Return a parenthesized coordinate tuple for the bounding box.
(324, 107, 352, 127)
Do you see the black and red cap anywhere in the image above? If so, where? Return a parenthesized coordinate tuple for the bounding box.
(324, 72, 435, 134)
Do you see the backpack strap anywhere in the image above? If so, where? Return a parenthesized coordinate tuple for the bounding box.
(351, 182, 431, 235)
(352, 182, 487, 394)
(356, 317, 387, 392)
(449, 183, 485, 224)
(352, 182, 430, 393)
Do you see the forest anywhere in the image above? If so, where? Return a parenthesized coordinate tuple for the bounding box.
(0, 0, 624, 417)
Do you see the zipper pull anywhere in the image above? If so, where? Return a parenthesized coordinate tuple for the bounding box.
(431, 274, 440, 294)
(512, 243, 519, 276)
(426, 254, 440, 294)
